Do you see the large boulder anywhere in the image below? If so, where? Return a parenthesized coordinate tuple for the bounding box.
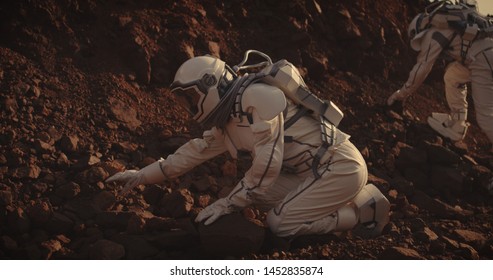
(198, 212, 265, 257)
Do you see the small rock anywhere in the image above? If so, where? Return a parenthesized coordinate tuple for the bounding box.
(158, 189, 194, 218)
(126, 215, 146, 234)
(113, 141, 138, 153)
(208, 41, 220, 58)
(442, 236, 460, 249)
(109, 98, 141, 130)
(458, 243, 479, 259)
(56, 153, 70, 168)
(27, 200, 53, 226)
(58, 135, 79, 153)
(145, 216, 176, 232)
(142, 184, 167, 205)
(12, 164, 41, 179)
(82, 166, 109, 184)
(413, 227, 439, 242)
(34, 139, 55, 154)
(7, 206, 31, 234)
(242, 207, 256, 220)
(409, 218, 426, 232)
(101, 160, 126, 176)
(221, 160, 237, 178)
(55, 181, 81, 199)
(95, 211, 134, 230)
(29, 85, 41, 98)
(0, 190, 13, 206)
(196, 194, 212, 208)
(40, 239, 62, 259)
(191, 176, 216, 192)
(92, 191, 116, 211)
(453, 229, 486, 249)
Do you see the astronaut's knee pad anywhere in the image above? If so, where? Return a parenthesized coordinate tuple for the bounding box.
(334, 204, 359, 232)
(353, 183, 390, 236)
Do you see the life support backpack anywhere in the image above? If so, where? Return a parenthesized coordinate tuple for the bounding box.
(230, 50, 343, 178)
(232, 50, 344, 128)
(424, 0, 493, 61)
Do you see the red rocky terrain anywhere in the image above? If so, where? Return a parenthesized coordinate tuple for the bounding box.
(0, 0, 492, 260)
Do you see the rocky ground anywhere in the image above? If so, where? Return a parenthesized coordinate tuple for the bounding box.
(0, 0, 492, 260)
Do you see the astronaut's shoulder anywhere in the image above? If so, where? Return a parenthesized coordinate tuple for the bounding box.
(241, 83, 287, 120)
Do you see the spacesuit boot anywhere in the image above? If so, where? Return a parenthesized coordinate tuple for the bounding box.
(335, 184, 390, 237)
(427, 111, 469, 142)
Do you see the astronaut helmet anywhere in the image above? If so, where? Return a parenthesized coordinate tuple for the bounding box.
(170, 55, 236, 123)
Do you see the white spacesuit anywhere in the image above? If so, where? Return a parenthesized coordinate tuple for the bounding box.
(107, 52, 390, 237)
(387, 0, 493, 152)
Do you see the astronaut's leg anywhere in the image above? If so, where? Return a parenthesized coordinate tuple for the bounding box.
(470, 50, 493, 151)
(266, 141, 368, 237)
(428, 61, 471, 141)
(254, 173, 302, 211)
(336, 184, 390, 237)
(444, 61, 470, 113)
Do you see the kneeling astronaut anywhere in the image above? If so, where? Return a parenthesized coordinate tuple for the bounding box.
(107, 50, 390, 237)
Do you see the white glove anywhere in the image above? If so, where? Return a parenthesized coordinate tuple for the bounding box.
(387, 90, 406, 106)
(105, 159, 166, 196)
(195, 198, 235, 225)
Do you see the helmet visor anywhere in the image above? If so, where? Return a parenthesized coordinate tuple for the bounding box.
(172, 86, 202, 116)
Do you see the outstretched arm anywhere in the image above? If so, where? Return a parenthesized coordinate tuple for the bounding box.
(160, 128, 228, 178)
(388, 30, 447, 105)
(399, 42, 441, 97)
(106, 127, 227, 196)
